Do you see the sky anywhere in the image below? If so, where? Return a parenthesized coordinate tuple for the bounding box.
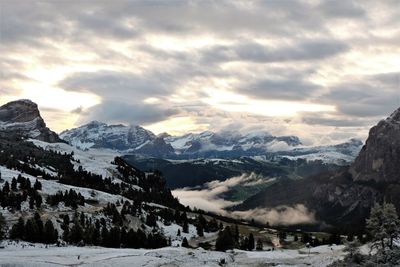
(0, 0, 399, 145)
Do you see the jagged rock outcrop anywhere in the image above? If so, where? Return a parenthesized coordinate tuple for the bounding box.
(350, 108, 400, 183)
(0, 99, 61, 142)
(135, 137, 175, 157)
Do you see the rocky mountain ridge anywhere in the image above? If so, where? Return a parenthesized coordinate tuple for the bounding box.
(350, 107, 400, 183)
(0, 99, 61, 142)
(60, 121, 362, 163)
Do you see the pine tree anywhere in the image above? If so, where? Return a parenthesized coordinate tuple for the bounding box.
(215, 226, 235, 251)
(196, 223, 204, 237)
(256, 238, 263, 251)
(69, 220, 83, 244)
(44, 220, 58, 244)
(108, 227, 121, 248)
(3, 181, 10, 194)
(34, 179, 42, 191)
(366, 202, 400, 250)
(11, 178, 17, 191)
(35, 194, 42, 209)
(0, 212, 5, 240)
(234, 224, 240, 244)
(101, 227, 109, 247)
(10, 217, 24, 240)
(240, 236, 249, 250)
(182, 220, 189, 234)
(29, 196, 35, 209)
(181, 237, 189, 248)
(63, 227, 70, 242)
(177, 229, 181, 236)
(91, 225, 100, 246)
(24, 219, 40, 242)
(146, 213, 157, 227)
(34, 212, 44, 242)
(344, 240, 361, 259)
(120, 228, 128, 247)
(328, 233, 341, 245)
(248, 233, 255, 251)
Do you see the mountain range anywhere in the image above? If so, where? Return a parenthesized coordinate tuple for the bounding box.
(60, 120, 363, 164)
(2, 98, 400, 234)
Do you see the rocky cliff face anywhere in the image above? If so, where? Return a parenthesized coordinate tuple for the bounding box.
(350, 108, 400, 183)
(0, 100, 61, 142)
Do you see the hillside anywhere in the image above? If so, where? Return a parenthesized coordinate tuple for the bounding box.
(0, 100, 220, 250)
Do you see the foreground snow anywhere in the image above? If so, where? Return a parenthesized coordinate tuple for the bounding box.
(0, 241, 345, 267)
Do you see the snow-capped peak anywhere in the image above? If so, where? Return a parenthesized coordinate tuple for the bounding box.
(60, 121, 157, 151)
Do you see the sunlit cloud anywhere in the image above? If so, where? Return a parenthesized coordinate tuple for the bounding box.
(20, 85, 100, 112)
(202, 89, 335, 117)
(145, 116, 210, 135)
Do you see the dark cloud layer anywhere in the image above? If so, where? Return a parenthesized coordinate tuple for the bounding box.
(82, 100, 178, 125)
(242, 78, 321, 101)
(202, 40, 348, 64)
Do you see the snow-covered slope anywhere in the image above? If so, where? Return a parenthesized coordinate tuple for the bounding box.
(0, 165, 126, 208)
(29, 139, 121, 180)
(277, 138, 363, 165)
(0, 242, 346, 267)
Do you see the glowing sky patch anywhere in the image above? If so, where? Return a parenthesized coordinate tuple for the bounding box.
(145, 116, 210, 135)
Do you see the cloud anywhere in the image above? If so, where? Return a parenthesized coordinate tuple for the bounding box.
(79, 100, 178, 125)
(172, 173, 261, 213)
(173, 173, 315, 225)
(59, 71, 180, 125)
(1, 0, 400, 144)
(60, 71, 173, 100)
(318, 1, 366, 18)
(173, 173, 268, 211)
(202, 40, 348, 64)
(240, 78, 321, 101)
(230, 205, 315, 226)
(319, 72, 400, 118)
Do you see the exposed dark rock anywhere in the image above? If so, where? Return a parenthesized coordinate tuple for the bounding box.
(0, 99, 62, 143)
(350, 108, 400, 183)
